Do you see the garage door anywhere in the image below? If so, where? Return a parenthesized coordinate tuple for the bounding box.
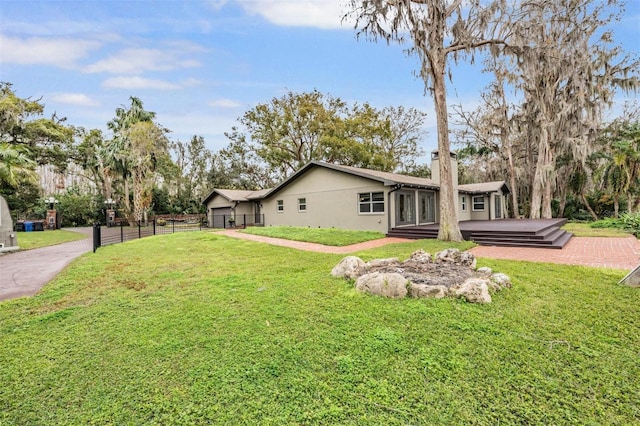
(211, 207, 232, 228)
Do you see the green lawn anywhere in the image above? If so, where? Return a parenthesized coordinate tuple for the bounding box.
(16, 229, 87, 250)
(562, 222, 631, 237)
(0, 232, 637, 424)
(240, 226, 387, 246)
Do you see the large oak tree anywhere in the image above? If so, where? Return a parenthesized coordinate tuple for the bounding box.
(347, 0, 506, 241)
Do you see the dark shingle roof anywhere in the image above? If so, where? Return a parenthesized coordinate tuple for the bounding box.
(205, 161, 509, 203)
(202, 188, 271, 204)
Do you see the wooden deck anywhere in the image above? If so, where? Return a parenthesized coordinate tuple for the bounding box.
(387, 218, 572, 249)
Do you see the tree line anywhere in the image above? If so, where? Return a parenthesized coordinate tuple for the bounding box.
(0, 84, 428, 226)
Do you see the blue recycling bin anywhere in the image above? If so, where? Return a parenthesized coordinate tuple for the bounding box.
(24, 221, 33, 232)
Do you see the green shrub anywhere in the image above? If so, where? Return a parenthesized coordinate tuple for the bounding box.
(589, 217, 625, 229)
(621, 212, 640, 236)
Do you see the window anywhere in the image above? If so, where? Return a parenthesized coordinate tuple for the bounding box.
(298, 198, 307, 212)
(359, 192, 384, 214)
(472, 196, 485, 211)
(461, 195, 467, 212)
(277, 200, 284, 212)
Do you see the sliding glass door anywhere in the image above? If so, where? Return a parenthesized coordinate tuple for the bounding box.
(395, 191, 416, 226)
(419, 191, 435, 223)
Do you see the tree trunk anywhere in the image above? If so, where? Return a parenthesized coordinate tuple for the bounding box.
(613, 195, 619, 218)
(505, 138, 520, 219)
(432, 60, 463, 242)
(580, 193, 598, 221)
(542, 177, 553, 218)
(557, 174, 567, 218)
(129, 173, 143, 225)
(530, 124, 553, 219)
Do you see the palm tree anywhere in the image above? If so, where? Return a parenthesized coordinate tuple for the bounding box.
(0, 143, 36, 188)
(101, 97, 159, 223)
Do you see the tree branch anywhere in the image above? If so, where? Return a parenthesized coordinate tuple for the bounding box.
(445, 39, 507, 55)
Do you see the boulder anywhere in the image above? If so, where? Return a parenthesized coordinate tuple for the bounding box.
(331, 256, 365, 279)
(452, 278, 492, 304)
(365, 257, 400, 269)
(490, 273, 512, 290)
(476, 266, 493, 276)
(409, 283, 448, 299)
(355, 272, 408, 299)
(406, 249, 432, 265)
(434, 248, 476, 268)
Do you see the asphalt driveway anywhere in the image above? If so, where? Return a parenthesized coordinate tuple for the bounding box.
(0, 228, 92, 301)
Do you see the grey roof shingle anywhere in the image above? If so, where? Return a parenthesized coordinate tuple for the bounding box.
(459, 181, 510, 194)
(205, 161, 508, 203)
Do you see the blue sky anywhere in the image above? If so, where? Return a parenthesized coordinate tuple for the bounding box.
(1, 0, 638, 156)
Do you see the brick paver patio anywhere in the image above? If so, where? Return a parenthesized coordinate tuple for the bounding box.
(220, 230, 640, 270)
(469, 236, 640, 270)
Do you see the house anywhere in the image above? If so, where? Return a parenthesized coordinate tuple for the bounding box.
(203, 151, 510, 233)
(202, 188, 270, 228)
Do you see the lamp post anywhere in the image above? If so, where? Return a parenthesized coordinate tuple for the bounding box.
(104, 198, 116, 226)
(45, 196, 59, 229)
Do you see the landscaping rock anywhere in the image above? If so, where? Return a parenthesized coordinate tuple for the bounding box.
(331, 249, 509, 303)
(331, 256, 365, 279)
(355, 272, 408, 299)
(405, 249, 432, 265)
(365, 257, 400, 269)
(434, 248, 476, 268)
(490, 273, 512, 290)
(476, 266, 493, 276)
(409, 283, 448, 298)
(453, 278, 492, 304)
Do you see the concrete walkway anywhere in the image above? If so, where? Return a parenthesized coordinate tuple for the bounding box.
(0, 228, 92, 301)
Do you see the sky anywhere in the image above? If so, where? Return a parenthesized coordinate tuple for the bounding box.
(0, 0, 638, 157)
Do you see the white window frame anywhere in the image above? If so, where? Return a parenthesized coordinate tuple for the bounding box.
(277, 200, 284, 212)
(461, 195, 467, 212)
(358, 191, 385, 215)
(298, 198, 307, 212)
(472, 195, 485, 211)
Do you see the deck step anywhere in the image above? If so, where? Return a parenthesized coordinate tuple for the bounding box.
(386, 222, 573, 249)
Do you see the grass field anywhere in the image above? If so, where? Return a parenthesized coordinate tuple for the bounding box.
(16, 229, 87, 250)
(562, 222, 630, 237)
(0, 232, 637, 424)
(240, 226, 386, 246)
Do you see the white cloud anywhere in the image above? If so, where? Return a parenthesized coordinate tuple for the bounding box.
(84, 47, 201, 74)
(103, 76, 181, 90)
(0, 34, 100, 68)
(209, 98, 242, 108)
(49, 93, 100, 107)
(236, 0, 350, 30)
(207, 0, 230, 11)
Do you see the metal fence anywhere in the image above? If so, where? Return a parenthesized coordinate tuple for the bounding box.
(210, 214, 265, 229)
(93, 216, 206, 252)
